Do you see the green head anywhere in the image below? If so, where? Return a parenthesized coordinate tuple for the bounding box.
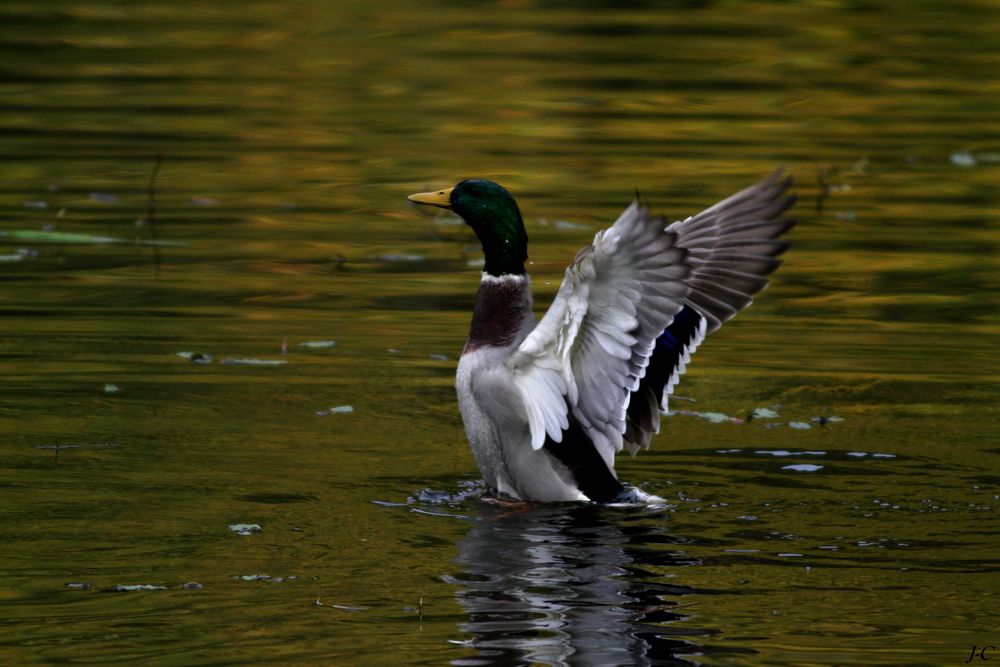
(409, 179, 528, 277)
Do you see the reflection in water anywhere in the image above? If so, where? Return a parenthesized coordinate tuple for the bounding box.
(445, 502, 742, 666)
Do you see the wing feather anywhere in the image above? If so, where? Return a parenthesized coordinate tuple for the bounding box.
(507, 170, 795, 468)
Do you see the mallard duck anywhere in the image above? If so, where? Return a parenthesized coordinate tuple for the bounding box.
(408, 170, 795, 502)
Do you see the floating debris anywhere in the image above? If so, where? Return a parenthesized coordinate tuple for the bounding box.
(114, 584, 167, 591)
(35, 443, 118, 451)
(34, 443, 119, 463)
(0, 229, 184, 246)
(316, 405, 353, 416)
(716, 448, 742, 454)
(788, 421, 813, 430)
(22, 200, 48, 209)
(429, 353, 450, 361)
(89, 192, 120, 204)
(751, 407, 780, 420)
(190, 196, 220, 207)
(237, 574, 270, 581)
(65, 582, 91, 590)
(219, 358, 288, 366)
(950, 150, 977, 167)
(103, 383, 120, 394)
(553, 220, 589, 231)
(667, 409, 742, 424)
(782, 464, 823, 472)
(811, 415, 844, 425)
(229, 523, 262, 536)
(315, 599, 369, 611)
(372, 253, 424, 262)
(298, 340, 337, 349)
(181, 582, 204, 590)
(0, 249, 31, 263)
(410, 507, 469, 519)
(177, 351, 214, 364)
(371, 499, 410, 508)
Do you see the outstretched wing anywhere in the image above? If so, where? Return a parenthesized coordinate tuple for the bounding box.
(506, 201, 691, 467)
(507, 170, 795, 468)
(624, 170, 795, 453)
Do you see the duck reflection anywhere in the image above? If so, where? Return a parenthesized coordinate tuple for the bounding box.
(444, 501, 726, 666)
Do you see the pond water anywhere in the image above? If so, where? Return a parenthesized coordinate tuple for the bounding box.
(2, 1, 998, 664)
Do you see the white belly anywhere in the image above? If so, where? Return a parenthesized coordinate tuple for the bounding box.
(456, 350, 587, 502)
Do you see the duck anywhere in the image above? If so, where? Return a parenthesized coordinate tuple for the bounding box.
(408, 170, 795, 502)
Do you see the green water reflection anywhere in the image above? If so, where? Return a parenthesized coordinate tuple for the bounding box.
(1, 1, 998, 664)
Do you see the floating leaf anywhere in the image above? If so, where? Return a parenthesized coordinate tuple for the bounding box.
(372, 253, 424, 262)
(950, 150, 977, 167)
(697, 411, 736, 424)
(298, 340, 337, 349)
(811, 415, 844, 424)
(317, 405, 353, 415)
(0, 229, 184, 246)
(553, 220, 589, 231)
(0, 249, 30, 262)
(220, 358, 287, 366)
(229, 523, 262, 536)
(177, 351, 213, 364)
(667, 409, 742, 424)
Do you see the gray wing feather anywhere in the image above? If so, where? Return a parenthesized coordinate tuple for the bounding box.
(669, 168, 796, 333)
(509, 170, 795, 469)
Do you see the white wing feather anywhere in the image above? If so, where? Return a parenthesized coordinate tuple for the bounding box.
(507, 202, 690, 462)
(507, 170, 795, 468)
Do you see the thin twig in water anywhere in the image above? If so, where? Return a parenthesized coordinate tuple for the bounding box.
(34, 443, 120, 463)
(816, 165, 833, 213)
(144, 154, 164, 277)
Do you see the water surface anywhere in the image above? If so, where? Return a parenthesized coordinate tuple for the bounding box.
(1, 1, 998, 664)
